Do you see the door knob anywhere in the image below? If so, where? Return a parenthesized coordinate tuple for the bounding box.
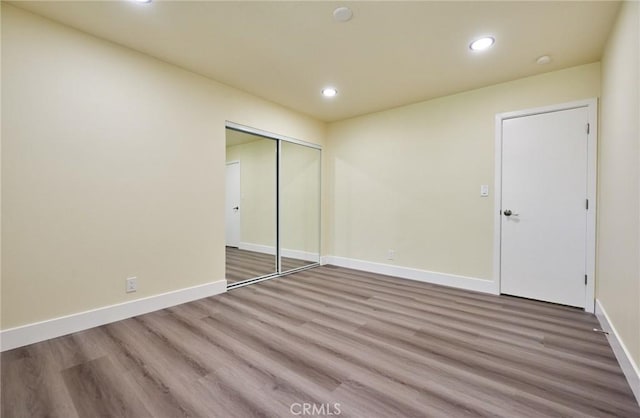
(503, 209, 519, 217)
(233, 206, 239, 210)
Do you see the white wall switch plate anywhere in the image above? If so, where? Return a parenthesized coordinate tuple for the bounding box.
(480, 185, 489, 197)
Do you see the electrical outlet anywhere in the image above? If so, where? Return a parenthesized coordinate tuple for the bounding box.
(126, 277, 137, 293)
(387, 249, 395, 260)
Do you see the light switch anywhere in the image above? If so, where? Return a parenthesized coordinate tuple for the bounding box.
(480, 185, 489, 197)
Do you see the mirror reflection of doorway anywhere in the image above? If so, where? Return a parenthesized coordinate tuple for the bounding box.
(225, 123, 321, 288)
(225, 161, 241, 247)
(225, 129, 277, 284)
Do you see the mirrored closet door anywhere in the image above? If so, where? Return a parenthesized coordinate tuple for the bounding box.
(225, 123, 321, 288)
(225, 129, 277, 284)
(280, 140, 321, 273)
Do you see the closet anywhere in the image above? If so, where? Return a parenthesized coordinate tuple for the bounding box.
(224, 122, 321, 288)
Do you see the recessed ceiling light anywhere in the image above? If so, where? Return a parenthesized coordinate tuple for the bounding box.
(536, 55, 552, 65)
(469, 37, 495, 51)
(322, 87, 338, 97)
(333, 7, 353, 22)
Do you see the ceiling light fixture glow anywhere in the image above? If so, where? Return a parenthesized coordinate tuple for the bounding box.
(469, 37, 495, 51)
(134, 0, 152, 3)
(322, 87, 338, 97)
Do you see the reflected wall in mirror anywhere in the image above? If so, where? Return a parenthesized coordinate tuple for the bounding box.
(280, 141, 321, 272)
(225, 129, 277, 284)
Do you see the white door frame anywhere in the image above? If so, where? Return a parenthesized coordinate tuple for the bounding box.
(493, 98, 598, 313)
(225, 160, 241, 247)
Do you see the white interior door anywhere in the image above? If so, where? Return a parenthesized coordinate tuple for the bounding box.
(500, 107, 588, 308)
(225, 161, 241, 247)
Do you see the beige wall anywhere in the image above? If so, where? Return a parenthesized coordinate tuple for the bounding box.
(0, 2, 3, 330)
(326, 63, 600, 280)
(598, 0, 640, 367)
(1, 5, 325, 329)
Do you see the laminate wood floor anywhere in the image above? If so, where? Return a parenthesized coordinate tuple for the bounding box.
(2, 266, 639, 417)
(226, 246, 314, 284)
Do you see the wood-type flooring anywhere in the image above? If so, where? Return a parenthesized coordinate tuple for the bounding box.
(2, 265, 639, 417)
(226, 247, 314, 284)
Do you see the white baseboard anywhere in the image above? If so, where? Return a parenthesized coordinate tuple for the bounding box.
(239, 242, 275, 255)
(282, 248, 320, 263)
(595, 299, 640, 404)
(0, 279, 227, 352)
(239, 242, 319, 263)
(323, 255, 497, 295)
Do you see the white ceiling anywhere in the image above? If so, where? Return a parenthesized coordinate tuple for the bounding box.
(11, 1, 620, 122)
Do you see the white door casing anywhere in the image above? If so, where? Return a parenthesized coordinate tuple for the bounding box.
(225, 161, 241, 247)
(494, 99, 597, 312)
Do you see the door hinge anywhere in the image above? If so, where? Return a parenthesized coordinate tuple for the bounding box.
(586, 123, 590, 134)
(586, 199, 589, 210)
(585, 274, 588, 285)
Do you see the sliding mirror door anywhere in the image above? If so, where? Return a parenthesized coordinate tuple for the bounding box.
(225, 128, 277, 284)
(225, 122, 321, 288)
(280, 141, 321, 272)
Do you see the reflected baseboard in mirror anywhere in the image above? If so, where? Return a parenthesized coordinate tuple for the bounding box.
(280, 140, 321, 275)
(226, 247, 315, 285)
(225, 122, 321, 288)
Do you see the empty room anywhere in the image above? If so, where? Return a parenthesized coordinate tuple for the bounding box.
(1, 1, 639, 417)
